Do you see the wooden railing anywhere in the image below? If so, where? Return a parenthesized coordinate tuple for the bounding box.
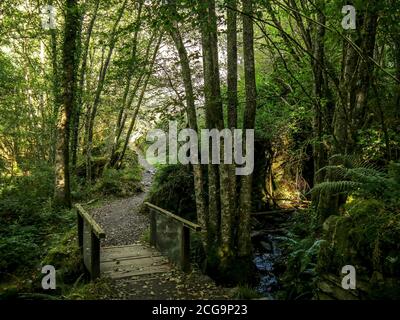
(75, 204, 106, 279)
(144, 202, 201, 272)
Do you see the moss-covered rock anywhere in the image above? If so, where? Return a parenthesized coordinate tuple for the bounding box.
(317, 198, 400, 299)
(41, 229, 85, 285)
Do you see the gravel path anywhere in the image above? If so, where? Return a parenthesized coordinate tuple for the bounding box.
(90, 169, 154, 247)
(86, 164, 233, 300)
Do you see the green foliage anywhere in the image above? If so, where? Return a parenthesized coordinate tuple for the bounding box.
(94, 166, 143, 196)
(0, 226, 111, 300)
(0, 208, 75, 276)
(61, 277, 112, 300)
(279, 236, 325, 300)
(41, 229, 84, 285)
(75, 156, 108, 181)
(312, 157, 400, 210)
(0, 166, 51, 274)
(146, 164, 196, 220)
(316, 197, 400, 298)
(0, 164, 54, 221)
(0, 227, 40, 272)
(233, 285, 263, 300)
(310, 159, 400, 298)
(0, 165, 76, 275)
(311, 180, 362, 195)
(139, 227, 150, 243)
(318, 198, 400, 274)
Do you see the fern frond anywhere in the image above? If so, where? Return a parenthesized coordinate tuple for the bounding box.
(315, 165, 348, 180)
(332, 154, 382, 171)
(311, 180, 362, 195)
(329, 154, 360, 167)
(345, 167, 385, 182)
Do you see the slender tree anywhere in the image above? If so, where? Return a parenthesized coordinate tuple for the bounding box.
(54, 0, 79, 208)
(167, 1, 208, 245)
(238, 0, 257, 258)
(85, 0, 127, 183)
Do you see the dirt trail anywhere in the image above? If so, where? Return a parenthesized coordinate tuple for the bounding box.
(90, 170, 153, 247)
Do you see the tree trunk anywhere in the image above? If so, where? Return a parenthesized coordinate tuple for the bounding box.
(54, 0, 79, 208)
(71, 0, 100, 170)
(85, 0, 127, 183)
(199, 0, 235, 273)
(49, 0, 60, 164)
(226, 0, 238, 247)
(200, 0, 220, 249)
(116, 35, 163, 166)
(238, 0, 257, 258)
(109, 1, 143, 166)
(168, 11, 208, 247)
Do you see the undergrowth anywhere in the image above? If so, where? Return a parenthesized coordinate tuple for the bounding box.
(146, 164, 196, 220)
(278, 160, 400, 300)
(0, 162, 115, 300)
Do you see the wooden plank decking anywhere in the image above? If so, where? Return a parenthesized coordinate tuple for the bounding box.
(100, 244, 172, 280)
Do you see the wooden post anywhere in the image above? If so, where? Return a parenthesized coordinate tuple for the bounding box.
(150, 209, 157, 247)
(90, 231, 100, 279)
(77, 213, 83, 255)
(180, 225, 190, 272)
(74, 204, 105, 280)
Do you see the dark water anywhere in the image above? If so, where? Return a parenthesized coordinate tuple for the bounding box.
(253, 234, 283, 298)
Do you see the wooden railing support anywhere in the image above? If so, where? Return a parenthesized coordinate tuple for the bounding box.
(180, 225, 190, 272)
(145, 202, 201, 272)
(90, 231, 101, 279)
(150, 208, 157, 246)
(75, 204, 106, 280)
(77, 213, 84, 255)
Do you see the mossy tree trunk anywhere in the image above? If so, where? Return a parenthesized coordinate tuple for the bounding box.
(200, 0, 236, 269)
(238, 0, 257, 259)
(54, 0, 80, 208)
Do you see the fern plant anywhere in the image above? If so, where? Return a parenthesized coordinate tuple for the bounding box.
(311, 155, 400, 210)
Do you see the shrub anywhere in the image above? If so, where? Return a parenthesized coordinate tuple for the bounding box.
(233, 285, 263, 299)
(312, 157, 400, 211)
(94, 166, 142, 196)
(279, 236, 324, 300)
(0, 164, 54, 223)
(317, 198, 400, 298)
(146, 164, 196, 220)
(0, 165, 76, 275)
(0, 227, 40, 273)
(41, 229, 85, 285)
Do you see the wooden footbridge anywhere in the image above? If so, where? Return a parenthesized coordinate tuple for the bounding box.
(74, 202, 201, 280)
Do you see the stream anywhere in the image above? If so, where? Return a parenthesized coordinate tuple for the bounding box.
(253, 234, 283, 299)
(251, 212, 292, 299)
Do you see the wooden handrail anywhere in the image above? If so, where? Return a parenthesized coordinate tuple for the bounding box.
(144, 202, 201, 232)
(75, 204, 106, 238)
(75, 203, 106, 279)
(251, 209, 296, 216)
